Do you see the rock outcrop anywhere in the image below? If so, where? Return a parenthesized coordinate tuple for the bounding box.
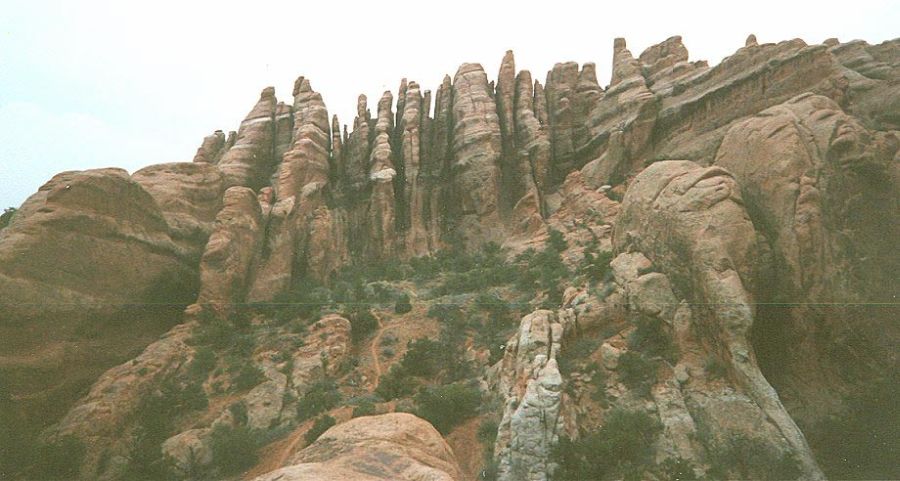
(252, 413, 464, 481)
(3, 34, 898, 481)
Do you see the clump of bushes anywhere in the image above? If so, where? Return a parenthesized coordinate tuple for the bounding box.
(232, 364, 265, 391)
(553, 408, 661, 480)
(628, 314, 676, 361)
(414, 382, 482, 434)
(617, 351, 658, 397)
(296, 380, 341, 422)
(375, 365, 418, 400)
(577, 239, 613, 284)
(209, 425, 258, 476)
(0, 207, 16, 230)
(29, 435, 85, 480)
(707, 435, 802, 480)
(304, 415, 336, 444)
(343, 306, 379, 344)
(394, 292, 412, 313)
(399, 339, 444, 377)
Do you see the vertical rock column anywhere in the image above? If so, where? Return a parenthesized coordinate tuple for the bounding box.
(367, 91, 398, 260)
(217, 87, 278, 190)
(397, 81, 431, 257)
(450, 64, 505, 246)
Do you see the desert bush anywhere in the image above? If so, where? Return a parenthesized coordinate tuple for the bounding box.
(343, 306, 379, 343)
(707, 435, 802, 480)
(209, 425, 258, 475)
(233, 364, 265, 391)
(553, 408, 661, 480)
(29, 435, 85, 480)
(617, 351, 658, 397)
(577, 240, 613, 284)
(304, 415, 336, 444)
(415, 382, 482, 434)
(0, 207, 16, 230)
(375, 365, 418, 400)
(296, 380, 341, 422)
(394, 292, 412, 313)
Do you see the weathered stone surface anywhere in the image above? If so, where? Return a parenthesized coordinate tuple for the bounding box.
(196, 186, 263, 308)
(253, 413, 463, 481)
(367, 91, 397, 259)
(132, 161, 225, 257)
(217, 87, 278, 190)
(614, 160, 825, 479)
(493, 309, 573, 481)
(192, 130, 227, 164)
(714, 93, 900, 427)
(450, 63, 505, 246)
(0, 168, 199, 436)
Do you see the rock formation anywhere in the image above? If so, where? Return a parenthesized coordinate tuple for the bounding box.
(2, 35, 898, 481)
(252, 413, 464, 481)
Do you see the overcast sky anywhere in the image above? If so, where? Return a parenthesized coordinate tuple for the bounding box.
(1, 0, 897, 209)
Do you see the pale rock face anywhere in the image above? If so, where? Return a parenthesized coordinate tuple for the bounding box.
(493, 309, 574, 481)
(252, 413, 464, 481)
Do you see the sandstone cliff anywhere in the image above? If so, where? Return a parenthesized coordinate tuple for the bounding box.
(1, 35, 897, 481)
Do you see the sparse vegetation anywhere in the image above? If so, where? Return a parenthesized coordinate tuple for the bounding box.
(415, 382, 482, 434)
(29, 435, 85, 480)
(707, 435, 802, 480)
(0, 207, 16, 230)
(305, 415, 336, 444)
(704, 355, 728, 380)
(296, 379, 341, 422)
(209, 424, 259, 476)
(553, 408, 661, 480)
(617, 351, 658, 397)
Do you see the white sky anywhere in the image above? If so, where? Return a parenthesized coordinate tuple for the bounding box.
(1, 0, 897, 209)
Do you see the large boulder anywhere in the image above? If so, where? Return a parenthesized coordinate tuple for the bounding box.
(251, 413, 464, 481)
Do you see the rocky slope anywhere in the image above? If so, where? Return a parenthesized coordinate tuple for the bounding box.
(1, 35, 898, 480)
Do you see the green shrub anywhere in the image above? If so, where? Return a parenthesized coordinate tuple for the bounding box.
(553, 409, 661, 480)
(400, 339, 444, 377)
(478, 419, 499, 444)
(304, 415, 336, 444)
(375, 365, 418, 400)
(415, 382, 482, 434)
(352, 400, 377, 418)
(124, 377, 207, 479)
(707, 435, 802, 480)
(188, 347, 216, 380)
(557, 336, 602, 375)
(811, 374, 899, 480)
(30, 435, 85, 480)
(628, 315, 675, 361)
(233, 364, 265, 391)
(209, 425, 258, 475)
(0, 207, 16, 230)
(343, 306, 379, 344)
(578, 241, 613, 284)
(617, 351, 658, 396)
(394, 292, 412, 313)
(659, 457, 697, 480)
(296, 380, 341, 422)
